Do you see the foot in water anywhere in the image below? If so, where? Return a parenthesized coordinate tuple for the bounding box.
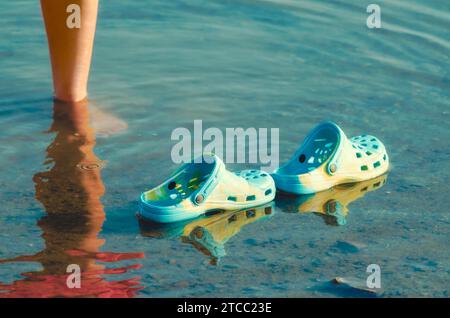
(89, 104, 128, 137)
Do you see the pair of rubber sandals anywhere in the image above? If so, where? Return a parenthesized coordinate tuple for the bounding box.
(139, 121, 389, 223)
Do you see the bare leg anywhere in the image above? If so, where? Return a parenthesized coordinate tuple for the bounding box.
(40, 0, 98, 102)
(40, 1, 127, 137)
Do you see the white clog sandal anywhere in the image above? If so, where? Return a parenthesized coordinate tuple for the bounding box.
(272, 121, 389, 194)
(139, 154, 276, 223)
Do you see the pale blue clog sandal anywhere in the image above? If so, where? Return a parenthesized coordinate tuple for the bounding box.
(272, 121, 389, 194)
(139, 154, 276, 223)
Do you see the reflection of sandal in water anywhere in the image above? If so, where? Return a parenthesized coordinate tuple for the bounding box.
(273, 121, 389, 194)
(137, 203, 274, 264)
(137, 215, 194, 239)
(139, 154, 275, 223)
(181, 202, 275, 264)
(277, 174, 388, 226)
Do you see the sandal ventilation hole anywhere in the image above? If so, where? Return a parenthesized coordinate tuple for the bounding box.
(168, 181, 176, 190)
(246, 195, 256, 201)
(227, 196, 237, 202)
(356, 152, 362, 158)
(299, 154, 306, 163)
(265, 189, 272, 196)
(373, 161, 381, 168)
(361, 165, 368, 171)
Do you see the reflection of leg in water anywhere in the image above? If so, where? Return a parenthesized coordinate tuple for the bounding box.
(0, 100, 143, 298)
(34, 99, 106, 265)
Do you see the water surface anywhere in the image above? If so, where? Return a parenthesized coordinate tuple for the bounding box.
(0, 0, 449, 297)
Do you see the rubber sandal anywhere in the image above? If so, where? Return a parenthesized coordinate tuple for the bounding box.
(181, 202, 274, 264)
(277, 174, 388, 226)
(139, 154, 276, 223)
(272, 121, 389, 194)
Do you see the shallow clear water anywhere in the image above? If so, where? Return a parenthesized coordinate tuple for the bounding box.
(0, 0, 449, 297)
